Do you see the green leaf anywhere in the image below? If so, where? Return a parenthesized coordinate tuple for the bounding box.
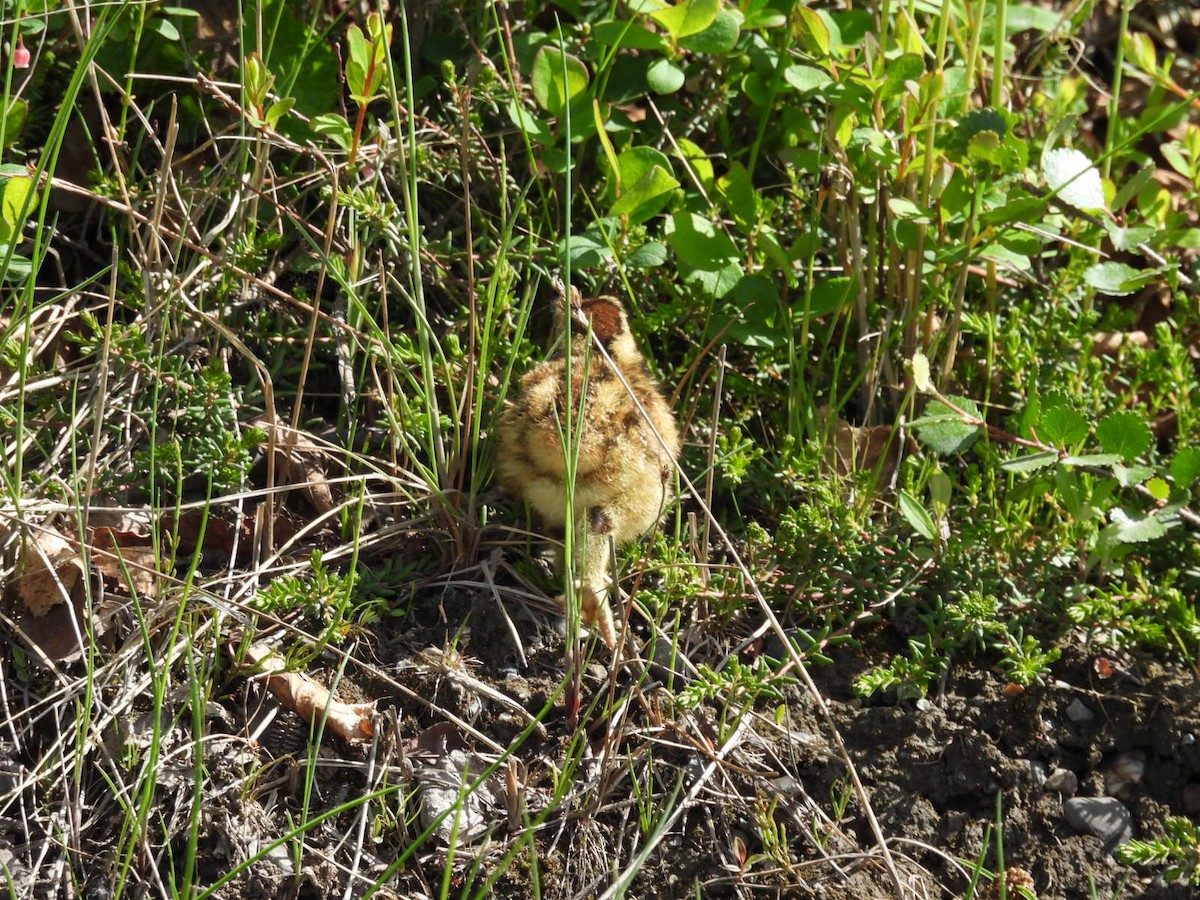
(1114, 464, 1154, 487)
(505, 99, 552, 143)
(1108, 508, 1166, 543)
(646, 58, 685, 94)
(949, 107, 1010, 156)
(346, 22, 369, 99)
(592, 20, 669, 51)
(531, 46, 590, 116)
(999, 451, 1059, 473)
(265, 97, 295, 130)
(1, 99, 27, 148)
(610, 163, 679, 222)
(1170, 447, 1200, 488)
(688, 260, 743, 298)
(625, 241, 669, 268)
(679, 7, 742, 53)
(1145, 477, 1170, 501)
(1037, 403, 1088, 447)
(879, 53, 924, 99)
(0, 173, 35, 246)
(792, 7, 830, 57)
(911, 397, 982, 456)
(1095, 411, 1152, 462)
(898, 490, 938, 541)
(0, 248, 32, 282)
(804, 276, 854, 317)
(716, 162, 757, 227)
(1083, 261, 1155, 297)
(310, 113, 353, 150)
(666, 211, 739, 268)
(718, 274, 785, 348)
(1060, 453, 1123, 467)
(1042, 147, 1106, 211)
(608, 147, 676, 217)
(783, 64, 833, 93)
(649, 0, 720, 40)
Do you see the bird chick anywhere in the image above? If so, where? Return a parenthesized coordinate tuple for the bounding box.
(496, 287, 681, 647)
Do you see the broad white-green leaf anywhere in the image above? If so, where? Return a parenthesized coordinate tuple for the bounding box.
(1043, 147, 1105, 211)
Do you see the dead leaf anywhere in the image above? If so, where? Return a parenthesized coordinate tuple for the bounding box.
(821, 410, 911, 482)
(242, 641, 375, 745)
(253, 417, 341, 516)
(90, 526, 160, 597)
(17, 527, 84, 618)
(408, 723, 505, 845)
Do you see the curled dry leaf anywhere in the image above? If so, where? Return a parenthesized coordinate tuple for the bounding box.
(17, 526, 84, 618)
(408, 722, 505, 846)
(821, 409, 913, 483)
(253, 416, 341, 517)
(242, 641, 375, 745)
(90, 527, 160, 598)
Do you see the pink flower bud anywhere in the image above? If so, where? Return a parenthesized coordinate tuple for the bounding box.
(14, 36, 30, 69)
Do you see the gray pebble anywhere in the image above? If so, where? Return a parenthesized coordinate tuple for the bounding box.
(1066, 698, 1095, 723)
(1063, 796, 1133, 852)
(1045, 767, 1078, 796)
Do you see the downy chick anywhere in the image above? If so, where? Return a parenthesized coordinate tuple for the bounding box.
(496, 288, 681, 647)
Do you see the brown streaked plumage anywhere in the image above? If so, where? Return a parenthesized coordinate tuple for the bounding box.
(496, 287, 681, 647)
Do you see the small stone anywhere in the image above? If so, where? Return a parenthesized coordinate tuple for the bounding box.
(1027, 760, 1047, 791)
(1045, 767, 1078, 796)
(1101, 750, 1146, 800)
(1066, 698, 1095, 723)
(1063, 796, 1133, 851)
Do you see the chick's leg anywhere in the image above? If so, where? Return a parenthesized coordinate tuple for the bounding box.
(554, 507, 618, 648)
(580, 508, 617, 648)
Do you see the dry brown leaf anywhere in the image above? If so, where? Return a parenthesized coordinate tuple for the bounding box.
(823, 412, 910, 482)
(407, 722, 505, 845)
(243, 642, 375, 745)
(17, 527, 84, 618)
(254, 417, 341, 516)
(91, 540, 160, 598)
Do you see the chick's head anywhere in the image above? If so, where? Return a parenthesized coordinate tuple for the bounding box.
(555, 289, 641, 372)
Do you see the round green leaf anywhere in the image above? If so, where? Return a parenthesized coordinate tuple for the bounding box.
(665, 211, 739, 268)
(610, 163, 679, 223)
(679, 7, 742, 54)
(911, 397, 982, 455)
(649, 0, 720, 40)
(1037, 403, 1089, 447)
(625, 241, 669, 268)
(1083, 261, 1155, 297)
(783, 64, 833, 94)
(646, 58, 685, 94)
(1170, 447, 1200, 488)
(1095, 411, 1152, 462)
(531, 46, 590, 116)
